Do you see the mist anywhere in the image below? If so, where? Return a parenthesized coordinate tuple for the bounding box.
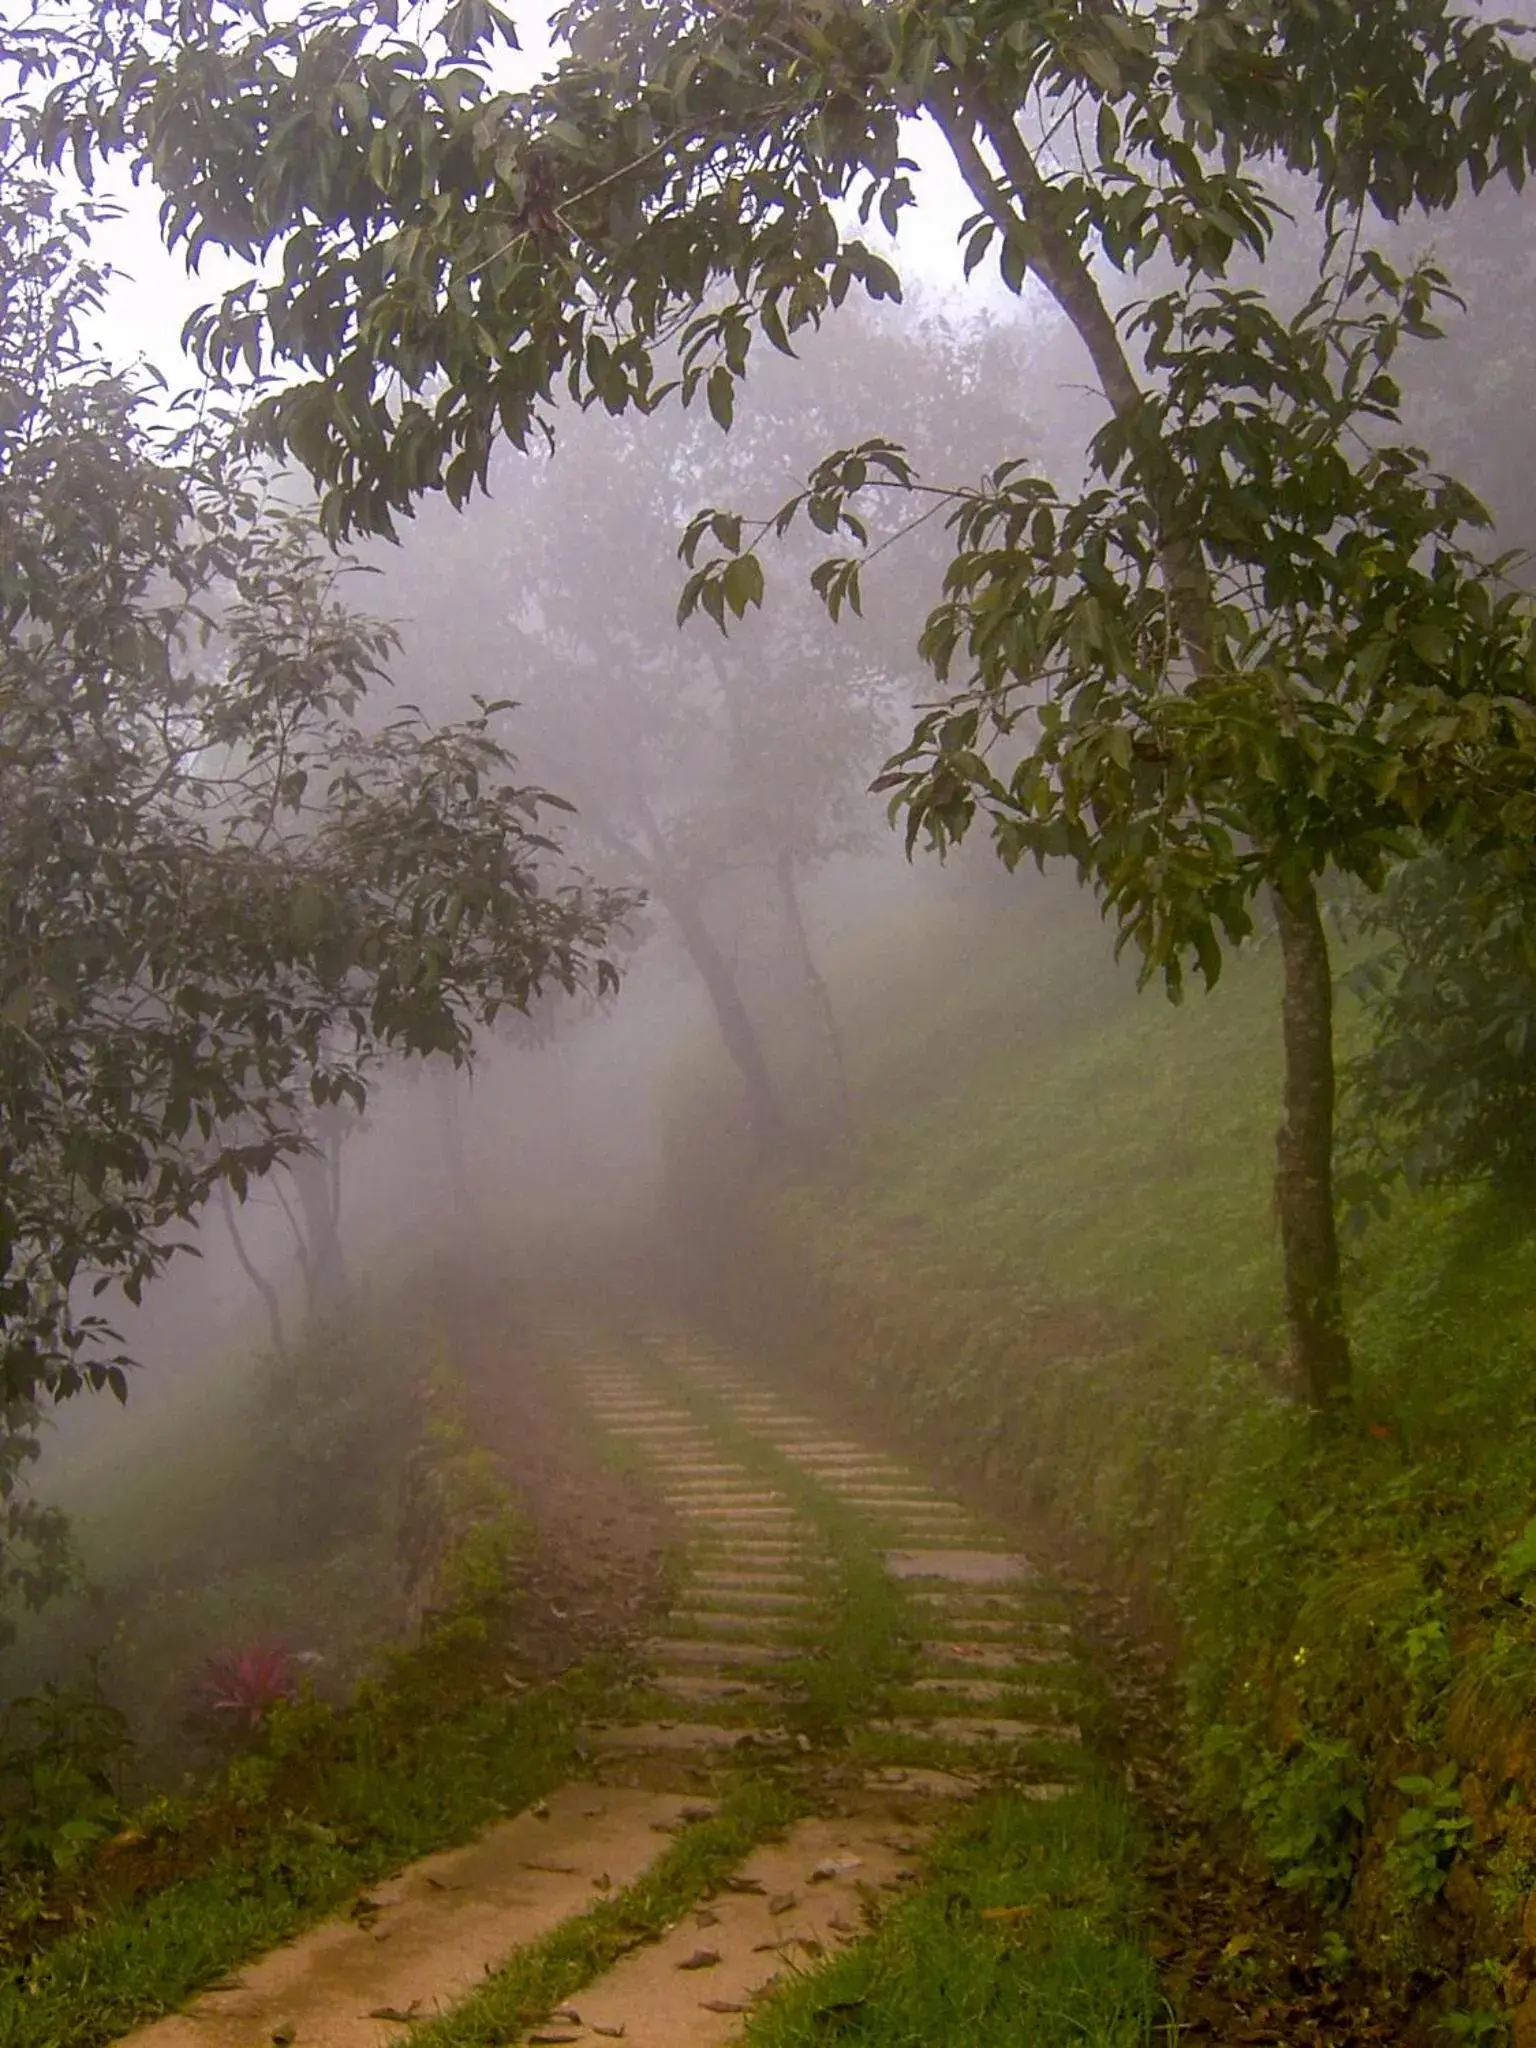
(8, 10, 1536, 2036)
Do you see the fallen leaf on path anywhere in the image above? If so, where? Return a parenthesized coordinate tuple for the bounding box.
(723, 1875, 767, 1894)
(592, 2027, 626, 2040)
(528, 2034, 580, 2044)
(809, 1857, 862, 1881)
(367, 2004, 421, 2022)
(694, 1907, 720, 1927)
(677, 1948, 722, 1970)
(592, 1871, 613, 1890)
(768, 1891, 798, 1915)
(531, 1800, 551, 1820)
(522, 1861, 579, 1875)
(699, 1999, 750, 2014)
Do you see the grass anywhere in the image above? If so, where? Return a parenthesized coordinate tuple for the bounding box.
(0, 1674, 604, 2048)
(0, 1343, 622, 2048)
(742, 1778, 1172, 2048)
(597, 1334, 1164, 2044)
(668, 875, 1536, 2015)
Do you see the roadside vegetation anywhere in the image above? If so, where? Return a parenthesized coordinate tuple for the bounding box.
(0, 1320, 609, 2046)
(673, 876, 1536, 2035)
(5, 1296, 425, 1786)
(741, 1782, 1169, 2048)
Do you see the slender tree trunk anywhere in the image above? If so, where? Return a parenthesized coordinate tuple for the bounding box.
(290, 1136, 349, 1315)
(774, 850, 851, 1136)
(659, 883, 787, 1150)
(218, 1182, 289, 1362)
(1272, 876, 1352, 1408)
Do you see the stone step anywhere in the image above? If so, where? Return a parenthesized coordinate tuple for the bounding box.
(870, 1715, 1081, 1746)
(884, 1549, 1035, 1585)
(646, 1639, 798, 1668)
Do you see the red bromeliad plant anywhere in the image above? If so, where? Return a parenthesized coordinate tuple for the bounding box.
(196, 1648, 296, 1731)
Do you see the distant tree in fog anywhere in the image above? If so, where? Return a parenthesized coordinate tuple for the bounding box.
(378, 310, 1036, 1148)
(34, 0, 1536, 1410)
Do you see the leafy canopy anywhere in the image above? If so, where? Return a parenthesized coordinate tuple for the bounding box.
(0, 166, 629, 1618)
(17, 0, 1536, 993)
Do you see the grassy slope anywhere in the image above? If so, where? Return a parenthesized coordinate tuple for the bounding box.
(688, 876, 1536, 2032)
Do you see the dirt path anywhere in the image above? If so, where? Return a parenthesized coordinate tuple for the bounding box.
(113, 1317, 1084, 2048)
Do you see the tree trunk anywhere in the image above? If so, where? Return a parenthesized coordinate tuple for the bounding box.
(1272, 876, 1352, 1408)
(218, 1182, 289, 1362)
(932, 87, 1359, 1403)
(660, 884, 787, 1150)
(290, 1135, 349, 1315)
(927, 82, 1215, 666)
(774, 850, 851, 1137)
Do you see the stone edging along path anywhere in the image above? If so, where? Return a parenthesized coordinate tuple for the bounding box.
(113, 1319, 1086, 2048)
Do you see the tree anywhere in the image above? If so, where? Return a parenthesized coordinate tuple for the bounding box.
(374, 366, 916, 1149)
(1346, 852, 1536, 1196)
(0, 167, 630, 1619)
(31, 0, 1536, 1405)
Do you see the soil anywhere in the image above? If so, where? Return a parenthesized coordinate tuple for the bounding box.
(428, 1269, 679, 1675)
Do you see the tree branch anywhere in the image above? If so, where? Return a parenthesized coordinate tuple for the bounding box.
(217, 1181, 289, 1363)
(924, 76, 1215, 672)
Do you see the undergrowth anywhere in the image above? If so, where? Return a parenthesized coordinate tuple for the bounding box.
(742, 1778, 1171, 2047)
(670, 879, 1536, 2034)
(0, 1343, 605, 2048)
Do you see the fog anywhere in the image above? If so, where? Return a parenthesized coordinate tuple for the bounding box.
(14, 111, 1536, 1779)
(36, 156, 1536, 1482)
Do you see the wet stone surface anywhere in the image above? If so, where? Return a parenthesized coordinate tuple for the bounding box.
(114, 1322, 1086, 2048)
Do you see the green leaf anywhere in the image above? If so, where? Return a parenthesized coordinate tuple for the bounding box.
(720, 552, 765, 617)
(707, 366, 735, 432)
(1408, 623, 1452, 667)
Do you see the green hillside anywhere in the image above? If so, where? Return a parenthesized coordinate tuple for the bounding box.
(693, 878, 1536, 2028)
